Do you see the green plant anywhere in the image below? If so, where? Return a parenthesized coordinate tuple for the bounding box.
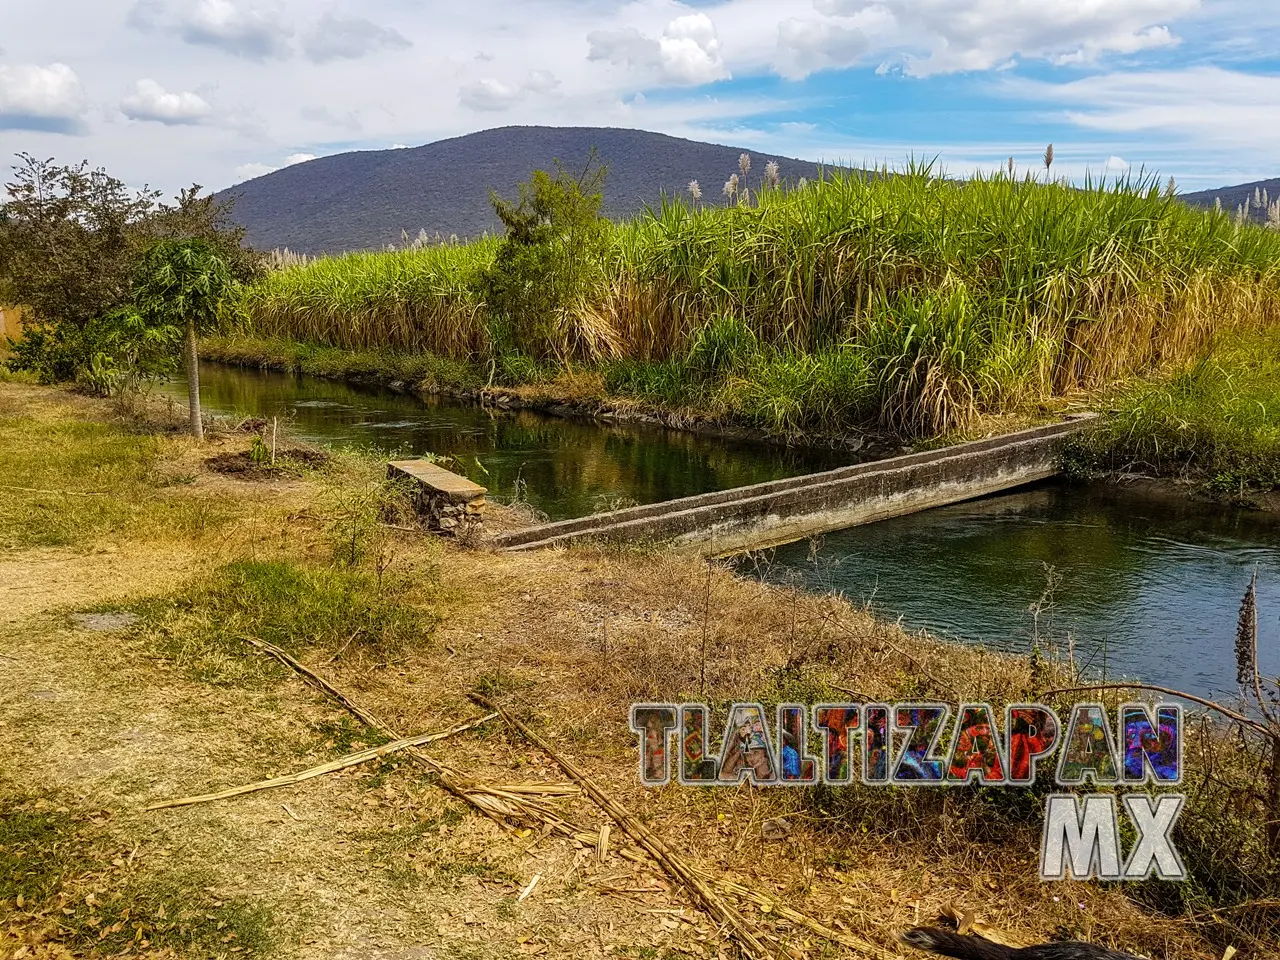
(249, 434, 270, 465)
(480, 153, 610, 361)
(228, 161, 1280, 440)
(134, 238, 233, 439)
(1064, 327, 1280, 492)
(143, 559, 434, 684)
(1, 153, 260, 390)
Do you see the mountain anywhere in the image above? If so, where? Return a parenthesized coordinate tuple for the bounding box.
(214, 126, 838, 254)
(1181, 177, 1280, 215)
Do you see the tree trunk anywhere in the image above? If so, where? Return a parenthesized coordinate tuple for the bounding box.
(184, 319, 203, 440)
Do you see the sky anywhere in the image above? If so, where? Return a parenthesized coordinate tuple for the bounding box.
(2, 0, 1279, 197)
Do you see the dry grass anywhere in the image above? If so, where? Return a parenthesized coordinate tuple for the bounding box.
(0, 379, 1263, 960)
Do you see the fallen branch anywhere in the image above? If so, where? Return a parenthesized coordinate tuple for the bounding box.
(147, 713, 495, 811)
(238, 635, 571, 828)
(239, 637, 899, 958)
(0, 485, 107, 496)
(1041, 683, 1270, 735)
(470, 692, 771, 960)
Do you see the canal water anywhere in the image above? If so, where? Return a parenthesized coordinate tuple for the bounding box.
(157, 363, 851, 521)
(743, 484, 1280, 701)
(162, 363, 1280, 699)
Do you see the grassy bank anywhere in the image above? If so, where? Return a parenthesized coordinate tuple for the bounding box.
(202, 332, 484, 393)
(1067, 326, 1280, 494)
(4, 379, 1279, 957)
(226, 168, 1280, 439)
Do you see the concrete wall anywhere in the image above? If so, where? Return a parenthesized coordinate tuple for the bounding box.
(493, 417, 1090, 556)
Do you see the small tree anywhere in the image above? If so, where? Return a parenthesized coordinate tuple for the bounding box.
(1, 154, 261, 387)
(480, 152, 608, 362)
(134, 239, 231, 439)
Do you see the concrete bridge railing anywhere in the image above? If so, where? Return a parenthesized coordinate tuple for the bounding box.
(490, 416, 1092, 556)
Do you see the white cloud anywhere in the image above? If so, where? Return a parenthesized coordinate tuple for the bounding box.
(659, 14, 730, 85)
(589, 12, 729, 86)
(302, 14, 411, 63)
(587, 27, 655, 68)
(233, 161, 277, 180)
(1103, 155, 1130, 174)
(0, 0, 1248, 194)
(784, 0, 1196, 77)
(1014, 66, 1280, 156)
(774, 19, 870, 80)
(0, 62, 88, 133)
(232, 150, 314, 181)
(128, 0, 293, 61)
(299, 104, 361, 133)
(459, 71, 560, 112)
(121, 78, 212, 125)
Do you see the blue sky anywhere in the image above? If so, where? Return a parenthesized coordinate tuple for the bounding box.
(2, 0, 1279, 194)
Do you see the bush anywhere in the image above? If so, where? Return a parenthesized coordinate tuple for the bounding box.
(6, 308, 180, 394)
(480, 155, 609, 360)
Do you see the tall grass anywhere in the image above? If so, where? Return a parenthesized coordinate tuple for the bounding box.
(229, 166, 1280, 438)
(235, 239, 499, 359)
(1065, 326, 1280, 492)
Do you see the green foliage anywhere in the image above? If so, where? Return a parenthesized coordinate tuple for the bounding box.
(1, 153, 260, 387)
(201, 334, 483, 391)
(134, 238, 233, 334)
(146, 184, 264, 284)
(234, 242, 495, 358)
(480, 153, 609, 360)
(0, 153, 158, 330)
(233, 161, 1280, 439)
(146, 559, 435, 684)
(684, 312, 759, 381)
(6, 308, 181, 395)
(603, 357, 695, 407)
(717, 347, 869, 435)
(1065, 327, 1280, 493)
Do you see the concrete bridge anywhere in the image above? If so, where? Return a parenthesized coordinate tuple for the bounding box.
(488, 417, 1091, 557)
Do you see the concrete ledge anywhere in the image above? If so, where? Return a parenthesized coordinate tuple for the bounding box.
(389, 459, 487, 502)
(389, 459, 486, 536)
(492, 416, 1091, 555)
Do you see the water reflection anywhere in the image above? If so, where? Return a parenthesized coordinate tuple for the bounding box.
(158, 364, 1280, 699)
(158, 363, 851, 520)
(742, 483, 1280, 699)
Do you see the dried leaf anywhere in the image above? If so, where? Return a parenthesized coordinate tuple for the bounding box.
(518, 873, 541, 903)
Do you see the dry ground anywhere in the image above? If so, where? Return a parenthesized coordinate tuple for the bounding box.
(0, 379, 1246, 960)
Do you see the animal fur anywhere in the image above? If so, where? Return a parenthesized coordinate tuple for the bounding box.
(901, 926, 1142, 960)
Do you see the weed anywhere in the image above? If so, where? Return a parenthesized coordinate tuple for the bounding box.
(142, 559, 435, 684)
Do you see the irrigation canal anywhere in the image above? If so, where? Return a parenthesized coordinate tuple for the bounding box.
(161, 362, 1280, 700)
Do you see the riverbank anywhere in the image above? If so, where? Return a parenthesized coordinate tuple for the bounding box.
(1064, 326, 1280, 498)
(2, 378, 1276, 958)
(206, 327, 1280, 506)
(201, 332, 1044, 457)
